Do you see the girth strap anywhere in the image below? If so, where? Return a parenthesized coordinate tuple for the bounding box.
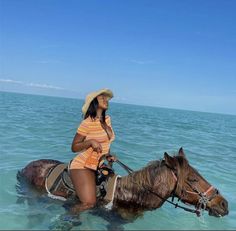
(45, 163, 75, 201)
(46, 163, 68, 191)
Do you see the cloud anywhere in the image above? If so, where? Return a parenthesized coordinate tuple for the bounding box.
(0, 78, 65, 90)
(113, 96, 128, 102)
(26, 82, 64, 90)
(0, 79, 24, 84)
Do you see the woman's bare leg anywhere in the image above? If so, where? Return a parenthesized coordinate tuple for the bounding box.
(70, 169, 96, 212)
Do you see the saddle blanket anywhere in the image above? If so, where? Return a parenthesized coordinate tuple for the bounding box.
(45, 163, 119, 204)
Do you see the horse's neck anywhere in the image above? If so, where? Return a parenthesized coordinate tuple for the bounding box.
(114, 164, 176, 209)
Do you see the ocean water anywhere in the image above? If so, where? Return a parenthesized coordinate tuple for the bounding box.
(0, 91, 235, 230)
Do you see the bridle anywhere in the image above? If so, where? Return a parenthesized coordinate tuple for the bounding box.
(171, 168, 220, 214)
(183, 176, 220, 212)
(115, 158, 219, 216)
(148, 169, 219, 216)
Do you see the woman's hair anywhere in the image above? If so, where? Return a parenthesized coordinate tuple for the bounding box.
(84, 97, 106, 122)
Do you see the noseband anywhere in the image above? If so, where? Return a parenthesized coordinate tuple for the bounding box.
(185, 180, 219, 211)
(171, 170, 219, 214)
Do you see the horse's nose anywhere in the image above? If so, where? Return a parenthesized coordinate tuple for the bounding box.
(221, 200, 227, 210)
(221, 199, 229, 215)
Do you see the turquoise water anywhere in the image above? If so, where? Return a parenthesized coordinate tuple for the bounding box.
(0, 91, 235, 230)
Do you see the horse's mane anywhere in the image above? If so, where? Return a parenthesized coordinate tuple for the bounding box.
(117, 154, 190, 208)
(170, 155, 190, 198)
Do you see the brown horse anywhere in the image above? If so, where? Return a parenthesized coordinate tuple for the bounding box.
(17, 148, 228, 219)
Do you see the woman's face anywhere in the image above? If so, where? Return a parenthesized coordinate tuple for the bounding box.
(97, 94, 109, 110)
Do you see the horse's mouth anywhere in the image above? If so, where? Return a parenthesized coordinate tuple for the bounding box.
(208, 206, 229, 217)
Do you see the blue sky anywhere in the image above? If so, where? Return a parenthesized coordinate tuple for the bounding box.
(1, 0, 236, 115)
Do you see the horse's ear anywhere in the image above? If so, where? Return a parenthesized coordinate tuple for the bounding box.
(164, 152, 176, 169)
(178, 147, 186, 158)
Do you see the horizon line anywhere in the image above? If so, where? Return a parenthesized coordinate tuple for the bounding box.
(1, 89, 235, 117)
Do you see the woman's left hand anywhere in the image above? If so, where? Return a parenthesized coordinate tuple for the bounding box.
(106, 154, 117, 162)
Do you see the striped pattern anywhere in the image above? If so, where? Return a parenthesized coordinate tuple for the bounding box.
(70, 115, 115, 170)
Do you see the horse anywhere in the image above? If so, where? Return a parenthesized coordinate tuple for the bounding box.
(16, 147, 228, 222)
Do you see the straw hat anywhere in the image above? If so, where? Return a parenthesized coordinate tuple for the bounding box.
(82, 88, 113, 115)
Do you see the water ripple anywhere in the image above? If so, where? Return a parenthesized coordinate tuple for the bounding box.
(0, 92, 235, 230)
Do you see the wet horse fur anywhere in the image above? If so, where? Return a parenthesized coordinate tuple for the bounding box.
(17, 148, 228, 221)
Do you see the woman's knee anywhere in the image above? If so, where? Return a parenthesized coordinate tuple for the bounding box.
(71, 200, 96, 213)
(81, 200, 96, 209)
(82, 196, 96, 206)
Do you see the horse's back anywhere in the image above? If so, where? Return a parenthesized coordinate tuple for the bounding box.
(19, 159, 62, 188)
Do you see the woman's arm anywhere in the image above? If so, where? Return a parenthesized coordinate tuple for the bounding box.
(71, 133, 102, 153)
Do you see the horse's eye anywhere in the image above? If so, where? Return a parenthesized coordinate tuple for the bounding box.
(187, 177, 198, 183)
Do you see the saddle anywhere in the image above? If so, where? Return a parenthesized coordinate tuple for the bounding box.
(45, 162, 118, 203)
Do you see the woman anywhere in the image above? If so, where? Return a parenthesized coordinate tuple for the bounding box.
(70, 88, 116, 212)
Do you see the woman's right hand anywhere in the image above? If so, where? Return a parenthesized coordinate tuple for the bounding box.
(89, 139, 102, 153)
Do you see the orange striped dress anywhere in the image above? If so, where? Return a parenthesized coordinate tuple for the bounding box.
(70, 115, 115, 170)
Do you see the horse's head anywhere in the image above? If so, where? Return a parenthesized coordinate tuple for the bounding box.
(164, 147, 229, 217)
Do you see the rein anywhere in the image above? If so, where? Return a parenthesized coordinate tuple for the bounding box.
(115, 158, 216, 217)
